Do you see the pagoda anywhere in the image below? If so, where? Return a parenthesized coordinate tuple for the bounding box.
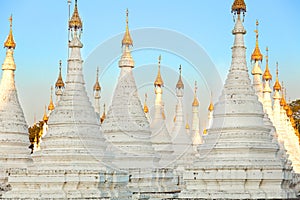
(180, 0, 297, 198)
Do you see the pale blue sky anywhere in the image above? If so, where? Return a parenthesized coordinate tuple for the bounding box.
(0, 1, 299, 126)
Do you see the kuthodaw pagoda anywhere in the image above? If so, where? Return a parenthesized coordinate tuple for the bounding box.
(1, 0, 300, 199)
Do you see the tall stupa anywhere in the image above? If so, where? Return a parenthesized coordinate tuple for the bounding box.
(3, 1, 131, 199)
(171, 65, 195, 167)
(0, 15, 32, 194)
(102, 9, 179, 199)
(181, 0, 297, 198)
(150, 55, 174, 167)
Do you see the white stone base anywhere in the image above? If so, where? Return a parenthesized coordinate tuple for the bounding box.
(3, 168, 131, 199)
(126, 168, 180, 200)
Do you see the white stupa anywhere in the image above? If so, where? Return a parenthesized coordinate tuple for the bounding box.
(181, 0, 297, 199)
(171, 66, 195, 165)
(150, 55, 174, 167)
(170, 66, 196, 191)
(3, 2, 131, 199)
(102, 9, 179, 199)
(0, 15, 32, 195)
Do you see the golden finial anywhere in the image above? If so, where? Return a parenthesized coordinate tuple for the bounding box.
(280, 82, 287, 107)
(93, 67, 101, 91)
(192, 81, 199, 107)
(48, 86, 55, 111)
(69, 0, 82, 30)
(251, 20, 263, 62)
(203, 129, 207, 135)
(176, 65, 184, 89)
(273, 62, 281, 91)
(283, 87, 289, 111)
(154, 55, 164, 87)
(55, 60, 65, 88)
(162, 110, 166, 120)
(100, 104, 106, 124)
(208, 92, 214, 112)
(231, 0, 246, 14)
(185, 114, 190, 129)
(43, 105, 49, 122)
(143, 93, 149, 113)
(263, 47, 272, 81)
(4, 15, 16, 49)
(122, 9, 133, 46)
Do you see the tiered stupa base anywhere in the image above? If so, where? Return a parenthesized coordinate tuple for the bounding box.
(127, 168, 180, 200)
(3, 167, 131, 199)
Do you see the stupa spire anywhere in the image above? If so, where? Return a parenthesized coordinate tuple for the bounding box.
(176, 65, 184, 90)
(251, 20, 263, 62)
(100, 103, 106, 124)
(154, 55, 164, 87)
(43, 105, 48, 123)
(272, 62, 282, 130)
(55, 60, 65, 104)
(47, 86, 55, 111)
(68, 0, 82, 31)
(118, 9, 134, 68)
(122, 9, 133, 47)
(273, 62, 281, 91)
(192, 81, 199, 107)
(93, 67, 101, 115)
(207, 92, 214, 129)
(4, 15, 16, 49)
(191, 81, 202, 146)
(262, 47, 273, 120)
(251, 20, 263, 102)
(150, 55, 174, 166)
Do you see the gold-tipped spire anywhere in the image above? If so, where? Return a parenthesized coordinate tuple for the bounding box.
(43, 105, 49, 122)
(185, 114, 190, 129)
(283, 88, 289, 111)
(100, 104, 106, 124)
(251, 20, 263, 62)
(280, 82, 287, 107)
(192, 81, 199, 107)
(231, 0, 246, 14)
(208, 93, 214, 112)
(4, 15, 16, 49)
(69, 0, 82, 30)
(273, 62, 281, 91)
(122, 9, 133, 46)
(263, 47, 272, 81)
(93, 67, 101, 91)
(48, 86, 55, 111)
(176, 65, 184, 89)
(143, 93, 149, 113)
(154, 55, 164, 87)
(55, 60, 65, 88)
